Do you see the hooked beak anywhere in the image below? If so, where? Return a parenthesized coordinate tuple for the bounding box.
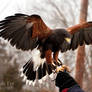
(65, 37, 71, 44)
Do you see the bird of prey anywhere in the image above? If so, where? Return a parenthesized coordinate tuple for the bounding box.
(0, 13, 92, 81)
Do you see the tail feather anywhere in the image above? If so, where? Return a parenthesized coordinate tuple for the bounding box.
(23, 59, 30, 68)
(23, 59, 36, 81)
(23, 58, 52, 82)
(37, 62, 47, 79)
(23, 60, 33, 73)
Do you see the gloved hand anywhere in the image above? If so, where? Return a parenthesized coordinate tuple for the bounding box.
(55, 71, 78, 92)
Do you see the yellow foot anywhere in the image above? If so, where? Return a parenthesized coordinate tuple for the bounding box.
(56, 65, 70, 73)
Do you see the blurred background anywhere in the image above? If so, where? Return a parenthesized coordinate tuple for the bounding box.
(0, 0, 92, 92)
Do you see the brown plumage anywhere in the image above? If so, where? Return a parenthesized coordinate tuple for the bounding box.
(0, 13, 92, 81)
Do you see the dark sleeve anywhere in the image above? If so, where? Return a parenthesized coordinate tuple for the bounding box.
(68, 85, 85, 92)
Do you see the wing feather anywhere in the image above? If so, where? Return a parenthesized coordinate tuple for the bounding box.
(61, 22, 92, 52)
(0, 13, 50, 50)
(71, 31, 79, 50)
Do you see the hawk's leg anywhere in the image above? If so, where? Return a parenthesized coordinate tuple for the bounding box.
(53, 51, 62, 66)
(45, 50, 56, 70)
(53, 51, 70, 72)
(45, 50, 70, 73)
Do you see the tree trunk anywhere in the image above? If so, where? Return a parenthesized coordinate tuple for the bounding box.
(75, 0, 88, 87)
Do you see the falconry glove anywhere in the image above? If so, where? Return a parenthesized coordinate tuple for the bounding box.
(55, 71, 84, 92)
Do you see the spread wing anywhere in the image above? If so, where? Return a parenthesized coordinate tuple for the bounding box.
(0, 13, 50, 50)
(60, 22, 92, 52)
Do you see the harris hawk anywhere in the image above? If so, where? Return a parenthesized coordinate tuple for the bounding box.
(0, 13, 92, 82)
